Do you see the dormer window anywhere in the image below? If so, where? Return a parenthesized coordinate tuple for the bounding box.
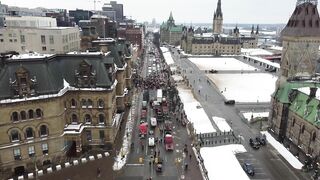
(75, 60, 97, 88)
(10, 66, 37, 98)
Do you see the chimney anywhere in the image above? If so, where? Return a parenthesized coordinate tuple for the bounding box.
(310, 87, 318, 98)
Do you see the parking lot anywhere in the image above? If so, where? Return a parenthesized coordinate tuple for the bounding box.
(236, 152, 271, 180)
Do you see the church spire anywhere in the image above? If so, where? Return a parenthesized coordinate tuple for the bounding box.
(215, 0, 223, 18)
(296, 0, 318, 6)
(256, 25, 259, 35)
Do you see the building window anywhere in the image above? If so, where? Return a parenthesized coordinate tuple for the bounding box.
(301, 125, 305, 134)
(40, 125, 48, 137)
(98, 99, 104, 108)
(41, 143, 48, 154)
(26, 127, 34, 139)
(71, 99, 76, 108)
(20, 35, 25, 43)
(87, 99, 93, 108)
(11, 130, 20, 142)
(99, 130, 105, 140)
(13, 148, 21, 160)
(28, 146, 35, 157)
(41, 35, 46, 44)
(98, 114, 105, 124)
(71, 114, 78, 124)
(21, 46, 25, 51)
(36, 109, 43, 118)
(0, 39, 3, 42)
(14, 39, 17, 42)
(42, 46, 47, 51)
(292, 118, 295, 127)
(12, 112, 19, 122)
(20, 111, 27, 120)
(49, 35, 54, 44)
(28, 109, 34, 119)
(84, 114, 91, 124)
(81, 99, 87, 108)
(312, 132, 317, 141)
(86, 130, 92, 141)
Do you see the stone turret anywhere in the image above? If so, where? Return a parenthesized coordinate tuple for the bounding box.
(213, 0, 223, 34)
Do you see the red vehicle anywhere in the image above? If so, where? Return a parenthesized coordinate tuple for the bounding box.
(139, 122, 148, 138)
(165, 134, 173, 150)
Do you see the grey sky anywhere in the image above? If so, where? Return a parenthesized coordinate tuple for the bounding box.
(1, 0, 315, 24)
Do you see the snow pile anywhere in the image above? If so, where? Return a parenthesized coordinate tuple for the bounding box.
(207, 73, 277, 103)
(212, 116, 232, 132)
(113, 95, 136, 171)
(189, 57, 256, 71)
(269, 46, 283, 51)
(200, 144, 249, 180)
(172, 75, 183, 82)
(242, 112, 269, 122)
(178, 86, 216, 133)
(261, 131, 303, 169)
(160, 47, 174, 65)
(241, 48, 273, 56)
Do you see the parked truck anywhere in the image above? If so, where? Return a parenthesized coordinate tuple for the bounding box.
(165, 133, 174, 150)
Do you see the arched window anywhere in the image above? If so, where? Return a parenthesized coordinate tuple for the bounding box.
(84, 114, 91, 124)
(71, 114, 78, 124)
(312, 132, 317, 141)
(12, 112, 19, 122)
(98, 114, 105, 124)
(98, 99, 104, 108)
(28, 109, 34, 119)
(20, 111, 27, 120)
(26, 127, 34, 139)
(71, 99, 76, 107)
(36, 109, 42, 118)
(87, 99, 93, 108)
(40, 125, 48, 136)
(292, 118, 295, 127)
(81, 99, 87, 108)
(301, 125, 305, 134)
(11, 130, 20, 142)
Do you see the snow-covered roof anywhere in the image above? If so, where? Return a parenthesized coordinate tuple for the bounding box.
(245, 55, 280, 69)
(298, 87, 320, 100)
(11, 53, 55, 60)
(160, 47, 174, 65)
(241, 48, 273, 56)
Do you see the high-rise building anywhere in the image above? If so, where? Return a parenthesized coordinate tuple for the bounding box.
(102, 1, 123, 22)
(69, 9, 94, 25)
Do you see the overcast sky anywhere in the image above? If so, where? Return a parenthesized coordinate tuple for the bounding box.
(1, 0, 314, 24)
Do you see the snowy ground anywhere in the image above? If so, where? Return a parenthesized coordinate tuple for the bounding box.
(212, 116, 232, 132)
(207, 73, 277, 103)
(242, 112, 270, 122)
(200, 144, 249, 180)
(160, 47, 174, 65)
(172, 75, 183, 82)
(261, 131, 303, 169)
(241, 48, 274, 56)
(177, 86, 216, 133)
(189, 57, 256, 71)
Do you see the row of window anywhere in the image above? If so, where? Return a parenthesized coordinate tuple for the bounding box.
(10, 125, 49, 142)
(70, 114, 106, 124)
(291, 118, 316, 141)
(13, 143, 48, 160)
(71, 99, 105, 108)
(11, 109, 43, 122)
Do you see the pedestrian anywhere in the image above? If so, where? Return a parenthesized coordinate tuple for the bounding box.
(189, 154, 192, 160)
(97, 167, 101, 178)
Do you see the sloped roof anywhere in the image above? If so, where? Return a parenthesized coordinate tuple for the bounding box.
(281, 2, 320, 37)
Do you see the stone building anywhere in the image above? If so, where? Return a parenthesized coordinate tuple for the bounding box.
(160, 12, 183, 46)
(180, 0, 258, 55)
(0, 38, 136, 178)
(269, 0, 320, 164)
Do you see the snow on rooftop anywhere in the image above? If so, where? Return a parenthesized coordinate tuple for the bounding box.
(189, 57, 256, 71)
(207, 73, 277, 103)
(246, 55, 280, 69)
(241, 48, 273, 56)
(261, 131, 303, 169)
(200, 144, 249, 180)
(11, 53, 55, 60)
(242, 112, 269, 122)
(160, 47, 174, 65)
(298, 87, 320, 100)
(172, 75, 183, 82)
(269, 46, 283, 51)
(212, 116, 232, 132)
(178, 86, 216, 133)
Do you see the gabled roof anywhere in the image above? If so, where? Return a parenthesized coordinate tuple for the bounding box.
(281, 2, 320, 37)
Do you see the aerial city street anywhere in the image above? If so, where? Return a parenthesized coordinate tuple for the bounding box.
(1, 0, 320, 180)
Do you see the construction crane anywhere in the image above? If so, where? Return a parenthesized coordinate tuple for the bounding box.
(91, 0, 101, 11)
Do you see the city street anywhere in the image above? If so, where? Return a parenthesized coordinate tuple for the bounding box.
(169, 47, 309, 180)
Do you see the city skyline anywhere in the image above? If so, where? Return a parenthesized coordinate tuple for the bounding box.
(1, 0, 313, 24)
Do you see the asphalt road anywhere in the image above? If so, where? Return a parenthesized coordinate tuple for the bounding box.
(169, 47, 309, 180)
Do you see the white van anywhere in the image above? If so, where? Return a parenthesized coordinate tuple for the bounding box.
(148, 137, 155, 147)
(150, 117, 157, 127)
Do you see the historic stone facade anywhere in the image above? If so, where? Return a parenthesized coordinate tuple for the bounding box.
(269, 0, 320, 164)
(0, 38, 136, 178)
(180, 0, 258, 55)
(160, 12, 183, 46)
